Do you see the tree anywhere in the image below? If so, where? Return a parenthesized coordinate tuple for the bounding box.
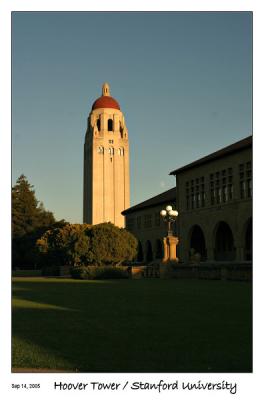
(37, 224, 90, 267)
(12, 175, 40, 238)
(86, 223, 137, 266)
(12, 174, 65, 268)
(37, 222, 138, 267)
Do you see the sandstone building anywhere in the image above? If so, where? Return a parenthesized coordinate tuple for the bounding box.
(83, 83, 130, 227)
(123, 136, 252, 264)
(122, 187, 176, 263)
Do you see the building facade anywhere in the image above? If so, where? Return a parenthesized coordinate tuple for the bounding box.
(122, 188, 176, 262)
(123, 136, 252, 264)
(170, 136, 252, 263)
(83, 83, 130, 227)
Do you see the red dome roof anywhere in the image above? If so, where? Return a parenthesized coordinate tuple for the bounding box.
(92, 96, 120, 110)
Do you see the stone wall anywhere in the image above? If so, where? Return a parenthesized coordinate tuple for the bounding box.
(131, 262, 252, 281)
(165, 262, 252, 281)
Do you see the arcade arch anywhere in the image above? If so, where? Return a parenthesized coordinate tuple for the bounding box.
(155, 239, 163, 260)
(189, 224, 207, 261)
(244, 217, 252, 261)
(137, 241, 144, 262)
(145, 240, 153, 263)
(214, 221, 236, 261)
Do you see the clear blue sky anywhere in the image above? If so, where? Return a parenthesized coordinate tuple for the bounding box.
(12, 11, 252, 223)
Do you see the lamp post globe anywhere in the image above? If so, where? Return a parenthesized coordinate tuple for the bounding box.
(160, 205, 178, 236)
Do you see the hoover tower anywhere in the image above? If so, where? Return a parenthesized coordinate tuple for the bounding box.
(83, 83, 130, 227)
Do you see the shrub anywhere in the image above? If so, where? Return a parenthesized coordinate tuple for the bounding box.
(70, 266, 130, 280)
(12, 269, 42, 277)
(42, 265, 61, 277)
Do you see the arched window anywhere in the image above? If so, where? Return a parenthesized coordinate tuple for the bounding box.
(108, 119, 113, 131)
(120, 123, 124, 136)
(108, 147, 114, 155)
(97, 118, 101, 131)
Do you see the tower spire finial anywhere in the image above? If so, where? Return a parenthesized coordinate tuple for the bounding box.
(102, 82, 110, 97)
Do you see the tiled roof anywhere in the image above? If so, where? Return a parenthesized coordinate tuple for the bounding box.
(169, 135, 252, 176)
(122, 187, 176, 215)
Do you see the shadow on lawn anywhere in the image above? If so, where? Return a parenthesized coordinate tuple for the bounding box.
(12, 279, 252, 373)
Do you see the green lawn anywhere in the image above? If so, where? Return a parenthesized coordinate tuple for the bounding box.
(12, 277, 252, 372)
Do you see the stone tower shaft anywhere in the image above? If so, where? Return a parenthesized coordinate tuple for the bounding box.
(83, 83, 130, 227)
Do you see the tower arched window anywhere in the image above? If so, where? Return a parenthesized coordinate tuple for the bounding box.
(108, 118, 113, 131)
(97, 118, 101, 131)
(108, 147, 114, 155)
(120, 123, 124, 137)
(97, 146, 104, 154)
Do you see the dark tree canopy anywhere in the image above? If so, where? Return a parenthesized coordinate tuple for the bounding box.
(37, 222, 138, 267)
(12, 174, 66, 268)
(12, 175, 56, 236)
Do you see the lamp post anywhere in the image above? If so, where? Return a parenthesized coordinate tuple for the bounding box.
(160, 205, 179, 263)
(160, 205, 178, 236)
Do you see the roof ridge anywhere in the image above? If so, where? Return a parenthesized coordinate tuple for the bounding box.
(170, 135, 252, 175)
(122, 187, 176, 215)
